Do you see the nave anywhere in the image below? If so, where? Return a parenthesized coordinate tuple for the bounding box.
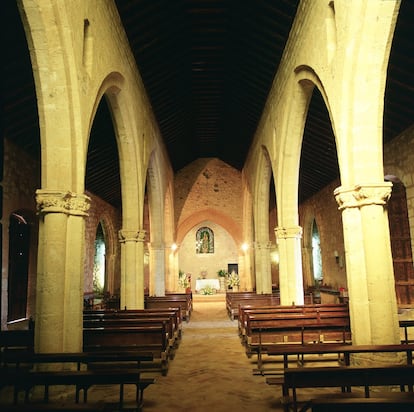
(88, 294, 282, 411)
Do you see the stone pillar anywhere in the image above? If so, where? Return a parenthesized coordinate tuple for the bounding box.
(166, 243, 179, 292)
(239, 249, 253, 291)
(254, 241, 272, 294)
(35, 190, 90, 353)
(335, 183, 400, 345)
(118, 229, 146, 309)
(105, 252, 116, 294)
(149, 242, 166, 296)
(275, 226, 304, 306)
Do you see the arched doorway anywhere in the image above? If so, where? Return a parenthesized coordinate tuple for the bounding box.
(387, 178, 414, 304)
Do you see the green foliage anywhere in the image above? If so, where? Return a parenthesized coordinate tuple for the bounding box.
(217, 269, 227, 277)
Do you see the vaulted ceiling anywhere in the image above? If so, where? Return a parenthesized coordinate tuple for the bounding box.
(2, 1, 414, 209)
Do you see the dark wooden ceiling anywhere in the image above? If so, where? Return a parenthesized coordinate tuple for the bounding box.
(2, 0, 414, 209)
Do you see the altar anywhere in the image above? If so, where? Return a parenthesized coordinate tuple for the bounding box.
(195, 278, 220, 293)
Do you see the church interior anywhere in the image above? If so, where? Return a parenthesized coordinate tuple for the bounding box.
(2, 0, 414, 410)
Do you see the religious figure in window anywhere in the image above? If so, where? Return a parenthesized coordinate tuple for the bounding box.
(196, 227, 214, 253)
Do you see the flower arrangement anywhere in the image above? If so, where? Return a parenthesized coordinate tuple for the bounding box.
(201, 285, 214, 295)
(178, 270, 190, 289)
(227, 272, 240, 288)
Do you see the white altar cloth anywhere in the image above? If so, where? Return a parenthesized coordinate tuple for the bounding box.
(195, 278, 220, 292)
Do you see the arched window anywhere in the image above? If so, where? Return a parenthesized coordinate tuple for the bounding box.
(93, 222, 106, 294)
(196, 227, 214, 254)
(8, 212, 30, 321)
(311, 219, 323, 282)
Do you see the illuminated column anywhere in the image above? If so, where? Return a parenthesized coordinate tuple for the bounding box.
(105, 251, 116, 294)
(35, 190, 90, 353)
(275, 225, 304, 306)
(240, 243, 253, 291)
(254, 241, 272, 294)
(335, 183, 400, 345)
(166, 243, 178, 292)
(149, 241, 166, 296)
(118, 229, 146, 309)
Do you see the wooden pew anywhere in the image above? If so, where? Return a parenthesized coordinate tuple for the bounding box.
(0, 329, 34, 366)
(83, 317, 178, 357)
(400, 319, 414, 343)
(239, 303, 348, 340)
(166, 292, 193, 313)
(245, 308, 351, 358)
(144, 294, 192, 322)
(83, 325, 170, 375)
(267, 364, 414, 412)
(256, 343, 414, 374)
(84, 308, 182, 339)
(303, 396, 414, 411)
(226, 292, 318, 321)
(0, 367, 152, 410)
(2, 350, 154, 370)
(0, 403, 110, 412)
(225, 292, 280, 320)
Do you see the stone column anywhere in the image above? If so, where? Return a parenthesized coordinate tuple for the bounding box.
(254, 241, 272, 294)
(148, 241, 166, 296)
(275, 226, 304, 306)
(166, 243, 178, 292)
(35, 190, 90, 353)
(119, 229, 146, 309)
(335, 183, 400, 345)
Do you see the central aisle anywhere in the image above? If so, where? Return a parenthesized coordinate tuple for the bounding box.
(140, 293, 282, 411)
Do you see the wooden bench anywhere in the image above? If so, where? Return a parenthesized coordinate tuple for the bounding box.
(245, 310, 351, 358)
(84, 308, 182, 340)
(1, 351, 155, 410)
(226, 292, 316, 321)
(83, 317, 178, 357)
(225, 292, 280, 320)
(239, 303, 348, 339)
(0, 403, 110, 412)
(303, 395, 414, 411)
(256, 343, 414, 374)
(400, 319, 414, 344)
(0, 368, 153, 409)
(144, 294, 192, 322)
(0, 329, 34, 366)
(2, 350, 154, 370)
(83, 325, 170, 375)
(267, 364, 414, 412)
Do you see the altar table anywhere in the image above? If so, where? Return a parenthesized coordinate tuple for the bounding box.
(195, 279, 220, 292)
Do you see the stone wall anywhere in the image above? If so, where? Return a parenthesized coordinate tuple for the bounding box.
(175, 158, 244, 290)
(175, 158, 242, 229)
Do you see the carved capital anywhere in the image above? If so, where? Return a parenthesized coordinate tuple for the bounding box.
(35, 189, 90, 216)
(275, 226, 303, 241)
(334, 183, 392, 210)
(118, 229, 146, 243)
